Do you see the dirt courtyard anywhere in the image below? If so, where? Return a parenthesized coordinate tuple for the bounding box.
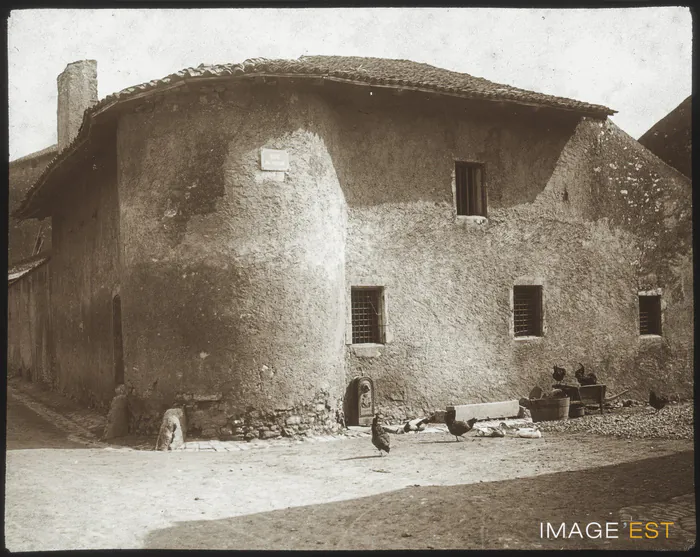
(5, 417, 695, 551)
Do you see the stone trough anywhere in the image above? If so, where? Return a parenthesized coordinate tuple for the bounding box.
(447, 400, 521, 422)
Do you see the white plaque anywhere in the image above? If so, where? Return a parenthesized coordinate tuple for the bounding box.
(260, 148, 289, 171)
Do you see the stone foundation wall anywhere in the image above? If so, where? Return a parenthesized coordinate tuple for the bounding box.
(129, 389, 343, 440)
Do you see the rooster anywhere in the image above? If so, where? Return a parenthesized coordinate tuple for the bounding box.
(574, 363, 597, 386)
(371, 414, 391, 456)
(403, 416, 431, 433)
(445, 409, 478, 442)
(649, 390, 669, 412)
(552, 365, 566, 383)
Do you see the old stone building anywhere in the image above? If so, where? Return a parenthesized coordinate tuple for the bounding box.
(8, 56, 693, 439)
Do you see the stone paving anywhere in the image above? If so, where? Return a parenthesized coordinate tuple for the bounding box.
(7, 387, 111, 449)
(618, 492, 696, 547)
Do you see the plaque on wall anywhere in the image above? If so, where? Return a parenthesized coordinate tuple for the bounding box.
(260, 148, 289, 171)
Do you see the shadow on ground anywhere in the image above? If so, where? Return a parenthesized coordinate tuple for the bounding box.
(144, 451, 695, 550)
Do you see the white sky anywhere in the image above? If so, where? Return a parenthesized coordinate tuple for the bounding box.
(7, 7, 692, 161)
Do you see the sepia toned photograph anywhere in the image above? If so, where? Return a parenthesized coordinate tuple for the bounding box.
(5, 6, 694, 551)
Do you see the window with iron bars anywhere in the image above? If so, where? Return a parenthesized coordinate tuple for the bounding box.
(455, 161, 487, 217)
(639, 295, 662, 335)
(513, 285, 543, 337)
(351, 287, 383, 344)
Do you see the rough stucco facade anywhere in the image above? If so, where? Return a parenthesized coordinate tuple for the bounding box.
(117, 84, 347, 434)
(334, 90, 693, 421)
(49, 137, 121, 407)
(9, 57, 693, 439)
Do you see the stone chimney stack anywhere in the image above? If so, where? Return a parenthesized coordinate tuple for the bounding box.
(57, 60, 98, 152)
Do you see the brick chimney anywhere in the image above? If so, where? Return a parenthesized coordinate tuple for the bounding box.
(57, 60, 98, 152)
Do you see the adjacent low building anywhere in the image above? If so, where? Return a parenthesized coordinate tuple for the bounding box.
(8, 145, 56, 265)
(8, 56, 693, 439)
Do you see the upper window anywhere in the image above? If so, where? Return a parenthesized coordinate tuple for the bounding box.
(639, 295, 662, 336)
(513, 285, 543, 337)
(455, 162, 487, 217)
(351, 287, 383, 344)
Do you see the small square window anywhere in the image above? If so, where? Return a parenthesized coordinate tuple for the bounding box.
(513, 285, 543, 337)
(639, 295, 662, 335)
(455, 162, 487, 217)
(351, 287, 383, 344)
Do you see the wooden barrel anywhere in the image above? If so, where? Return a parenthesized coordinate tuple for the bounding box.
(530, 396, 570, 422)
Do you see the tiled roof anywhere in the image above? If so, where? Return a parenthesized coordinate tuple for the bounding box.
(15, 55, 616, 219)
(8, 252, 51, 285)
(638, 96, 691, 179)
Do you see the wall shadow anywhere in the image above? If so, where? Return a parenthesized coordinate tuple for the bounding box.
(143, 451, 694, 550)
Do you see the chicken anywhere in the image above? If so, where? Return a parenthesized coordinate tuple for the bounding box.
(475, 423, 507, 437)
(371, 414, 391, 456)
(552, 365, 566, 383)
(403, 416, 431, 433)
(649, 390, 669, 412)
(444, 409, 478, 442)
(574, 363, 597, 386)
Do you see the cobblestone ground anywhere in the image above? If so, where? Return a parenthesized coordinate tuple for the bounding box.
(619, 492, 696, 546)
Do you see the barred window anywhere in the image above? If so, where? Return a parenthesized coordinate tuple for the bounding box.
(639, 295, 662, 335)
(513, 285, 543, 337)
(455, 162, 487, 217)
(351, 287, 383, 344)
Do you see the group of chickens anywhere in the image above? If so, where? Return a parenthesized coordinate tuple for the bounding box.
(370, 360, 672, 456)
(370, 409, 479, 456)
(552, 363, 670, 412)
(552, 363, 597, 386)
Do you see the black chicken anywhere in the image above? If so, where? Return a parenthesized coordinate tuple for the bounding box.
(445, 409, 478, 442)
(371, 414, 391, 456)
(552, 365, 566, 383)
(649, 390, 669, 412)
(403, 416, 431, 433)
(574, 363, 597, 386)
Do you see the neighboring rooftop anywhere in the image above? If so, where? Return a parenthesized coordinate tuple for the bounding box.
(638, 96, 691, 179)
(15, 55, 617, 219)
(10, 144, 58, 165)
